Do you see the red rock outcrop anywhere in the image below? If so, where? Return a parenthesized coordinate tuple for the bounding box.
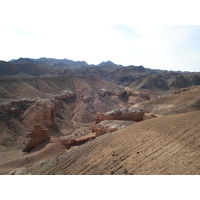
(133, 92, 150, 100)
(60, 133, 96, 148)
(92, 120, 135, 137)
(23, 124, 50, 152)
(125, 87, 150, 104)
(22, 100, 59, 131)
(42, 101, 57, 128)
(97, 89, 116, 97)
(0, 99, 34, 115)
(173, 88, 190, 95)
(0, 99, 59, 133)
(128, 95, 148, 104)
(95, 108, 144, 124)
(143, 113, 157, 120)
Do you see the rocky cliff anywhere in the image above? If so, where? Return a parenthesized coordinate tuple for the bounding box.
(23, 124, 50, 152)
(0, 99, 34, 115)
(22, 99, 59, 132)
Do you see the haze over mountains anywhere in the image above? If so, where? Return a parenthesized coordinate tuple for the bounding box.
(1, 57, 200, 90)
(0, 57, 199, 175)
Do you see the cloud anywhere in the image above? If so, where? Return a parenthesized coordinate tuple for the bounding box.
(109, 25, 200, 71)
(1, 1, 200, 72)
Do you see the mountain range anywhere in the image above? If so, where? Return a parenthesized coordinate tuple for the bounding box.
(0, 57, 199, 175)
(1, 57, 200, 91)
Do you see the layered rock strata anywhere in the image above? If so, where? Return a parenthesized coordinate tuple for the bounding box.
(23, 124, 50, 152)
(173, 88, 190, 95)
(96, 108, 144, 124)
(0, 99, 34, 115)
(125, 88, 150, 104)
(42, 101, 57, 128)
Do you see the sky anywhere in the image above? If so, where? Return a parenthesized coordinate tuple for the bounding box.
(1, 0, 200, 72)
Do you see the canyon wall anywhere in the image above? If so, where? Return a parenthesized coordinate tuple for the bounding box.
(23, 124, 50, 152)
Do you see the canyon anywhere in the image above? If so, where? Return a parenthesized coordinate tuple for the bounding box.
(0, 57, 199, 175)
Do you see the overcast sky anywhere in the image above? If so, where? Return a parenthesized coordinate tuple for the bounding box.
(1, 0, 200, 72)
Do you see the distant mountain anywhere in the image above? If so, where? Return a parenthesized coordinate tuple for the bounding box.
(129, 73, 200, 91)
(10, 57, 89, 69)
(34, 57, 89, 69)
(106, 65, 153, 86)
(1, 57, 200, 175)
(58, 68, 74, 76)
(9, 58, 52, 76)
(10, 58, 35, 64)
(2, 57, 200, 90)
(72, 65, 116, 80)
(15, 63, 52, 76)
(8, 57, 88, 76)
(52, 63, 70, 68)
(0, 61, 22, 75)
(130, 74, 170, 90)
(97, 60, 123, 68)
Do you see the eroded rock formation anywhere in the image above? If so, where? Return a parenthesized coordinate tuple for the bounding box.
(53, 91, 76, 102)
(143, 112, 157, 120)
(23, 124, 50, 152)
(60, 134, 96, 148)
(125, 87, 150, 104)
(42, 101, 57, 128)
(92, 120, 135, 137)
(95, 108, 144, 124)
(22, 99, 59, 132)
(0, 99, 34, 115)
(173, 88, 190, 95)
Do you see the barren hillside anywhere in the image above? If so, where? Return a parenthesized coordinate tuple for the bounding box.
(8, 110, 199, 175)
(0, 58, 199, 175)
(0, 74, 130, 153)
(136, 86, 200, 116)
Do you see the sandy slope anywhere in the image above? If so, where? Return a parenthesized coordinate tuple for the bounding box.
(137, 86, 200, 116)
(1, 86, 199, 175)
(0, 138, 66, 174)
(21, 110, 200, 175)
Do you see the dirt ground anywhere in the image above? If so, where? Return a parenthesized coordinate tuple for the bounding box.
(3, 110, 199, 175)
(0, 86, 199, 175)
